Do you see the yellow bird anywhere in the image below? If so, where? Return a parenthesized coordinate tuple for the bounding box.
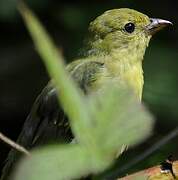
(1, 8, 172, 180)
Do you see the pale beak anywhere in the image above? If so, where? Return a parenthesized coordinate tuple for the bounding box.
(146, 18, 173, 35)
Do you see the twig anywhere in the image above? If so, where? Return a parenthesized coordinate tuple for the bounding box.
(119, 160, 178, 180)
(0, 132, 30, 156)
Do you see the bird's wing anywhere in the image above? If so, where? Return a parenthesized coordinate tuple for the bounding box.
(1, 60, 104, 180)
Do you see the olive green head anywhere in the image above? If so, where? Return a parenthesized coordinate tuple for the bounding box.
(87, 8, 172, 57)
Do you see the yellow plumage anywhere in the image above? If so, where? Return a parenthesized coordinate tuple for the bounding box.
(66, 8, 152, 100)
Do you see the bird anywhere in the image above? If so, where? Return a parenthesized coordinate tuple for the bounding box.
(1, 8, 172, 180)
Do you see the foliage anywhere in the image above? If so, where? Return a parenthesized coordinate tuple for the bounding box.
(13, 3, 154, 180)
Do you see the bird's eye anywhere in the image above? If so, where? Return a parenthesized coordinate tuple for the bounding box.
(124, 23, 135, 33)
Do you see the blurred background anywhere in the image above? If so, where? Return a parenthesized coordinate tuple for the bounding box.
(0, 0, 178, 178)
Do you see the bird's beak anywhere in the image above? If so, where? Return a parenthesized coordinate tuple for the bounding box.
(146, 18, 173, 35)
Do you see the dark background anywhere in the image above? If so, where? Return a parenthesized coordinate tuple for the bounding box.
(0, 0, 178, 177)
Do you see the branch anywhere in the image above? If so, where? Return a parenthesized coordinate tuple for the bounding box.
(120, 160, 178, 180)
(0, 132, 30, 156)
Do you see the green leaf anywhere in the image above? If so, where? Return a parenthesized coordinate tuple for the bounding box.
(15, 3, 154, 180)
(14, 145, 92, 180)
(18, 2, 97, 147)
(85, 84, 154, 158)
(14, 85, 154, 180)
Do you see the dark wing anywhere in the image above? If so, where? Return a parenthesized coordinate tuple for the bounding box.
(1, 60, 104, 180)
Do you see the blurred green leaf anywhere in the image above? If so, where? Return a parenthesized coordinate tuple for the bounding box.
(14, 84, 154, 180)
(89, 84, 154, 155)
(14, 145, 92, 180)
(18, 2, 95, 148)
(14, 3, 154, 180)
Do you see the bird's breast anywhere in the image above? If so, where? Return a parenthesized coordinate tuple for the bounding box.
(88, 60, 144, 101)
(97, 61, 144, 101)
(122, 63, 144, 100)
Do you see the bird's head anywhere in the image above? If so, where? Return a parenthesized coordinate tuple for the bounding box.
(87, 8, 172, 60)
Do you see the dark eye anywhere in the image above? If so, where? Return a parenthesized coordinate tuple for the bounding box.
(124, 23, 135, 33)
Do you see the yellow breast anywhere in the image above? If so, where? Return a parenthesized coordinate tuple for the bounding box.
(122, 62, 144, 100)
(103, 61, 144, 101)
(88, 60, 144, 101)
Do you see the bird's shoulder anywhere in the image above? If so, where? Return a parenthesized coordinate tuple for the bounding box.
(67, 58, 105, 93)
